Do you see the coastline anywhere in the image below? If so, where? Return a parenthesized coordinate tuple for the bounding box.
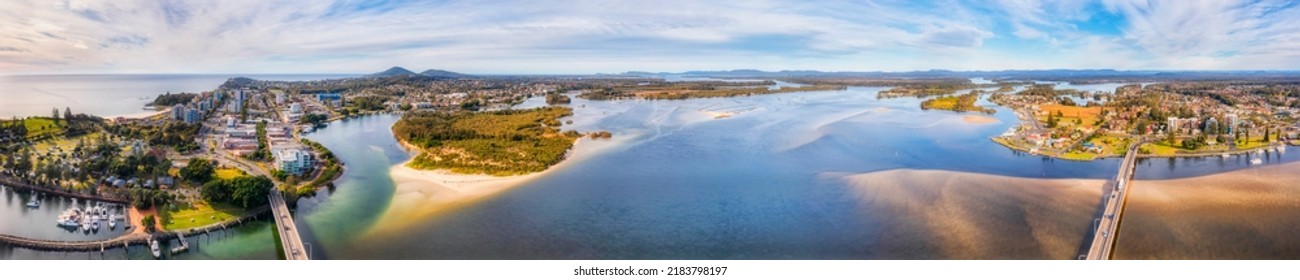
(370, 133, 632, 235)
(104, 108, 171, 121)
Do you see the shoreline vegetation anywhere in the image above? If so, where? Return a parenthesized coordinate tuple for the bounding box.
(391, 106, 588, 176)
(372, 103, 635, 234)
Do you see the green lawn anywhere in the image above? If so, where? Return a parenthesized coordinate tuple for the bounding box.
(163, 201, 246, 231)
(4, 117, 63, 139)
(1141, 142, 1180, 156)
(1061, 151, 1098, 161)
(215, 168, 245, 180)
(1236, 137, 1271, 150)
(31, 132, 101, 152)
(1088, 134, 1131, 156)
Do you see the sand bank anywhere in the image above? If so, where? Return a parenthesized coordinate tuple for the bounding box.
(1116, 161, 1300, 259)
(370, 135, 633, 234)
(836, 169, 1104, 259)
(962, 114, 999, 124)
(105, 108, 170, 121)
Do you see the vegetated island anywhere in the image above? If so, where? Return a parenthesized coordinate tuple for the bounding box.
(392, 106, 605, 176)
(919, 90, 996, 114)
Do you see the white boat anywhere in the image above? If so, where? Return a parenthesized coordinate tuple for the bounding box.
(1221, 153, 1230, 159)
(109, 217, 117, 229)
(92, 221, 99, 231)
(26, 196, 39, 208)
(1251, 158, 1263, 165)
(150, 240, 162, 259)
(57, 216, 80, 227)
(81, 220, 91, 233)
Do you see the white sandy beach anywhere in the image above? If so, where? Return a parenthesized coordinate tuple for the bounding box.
(105, 108, 170, 121)
(370, 134, 634, 234)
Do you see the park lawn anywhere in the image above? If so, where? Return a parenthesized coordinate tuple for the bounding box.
(163, 201, 246, 231)
(1142, 142, 1180, 156)
(11, 117, 62, 138)
(31, 132, 101, 153)
(1089, 135, 1131, 155)
(1236, 138, 1271, 150)
(215, 168, 245, 180)
(1061, 151, 1098, 161)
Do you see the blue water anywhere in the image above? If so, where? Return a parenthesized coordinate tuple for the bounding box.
(315, 87, 1299, 259)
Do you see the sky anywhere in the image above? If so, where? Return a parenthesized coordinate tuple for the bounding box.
(1, 0, 1299, 75)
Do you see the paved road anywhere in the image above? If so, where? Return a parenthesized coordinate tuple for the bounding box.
(1084, 141, 1144, 260)
(268, 192, 308, 260)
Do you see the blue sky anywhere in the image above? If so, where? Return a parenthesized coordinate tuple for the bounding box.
(1, 0, 1299, 74)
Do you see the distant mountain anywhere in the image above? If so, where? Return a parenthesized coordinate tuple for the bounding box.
(419, 69, 471, 78)
(368, 66, 418, 77)
(220, 77, 257, 89)
(620, 69, 1300, 80)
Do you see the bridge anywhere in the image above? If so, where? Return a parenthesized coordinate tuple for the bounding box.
(1083, 141, 1144, 260)
(269, 192, 309, 260)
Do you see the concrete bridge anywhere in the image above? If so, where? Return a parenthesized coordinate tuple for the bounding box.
(1083, 141, 1144, 260)
(269, 192, 309, 260)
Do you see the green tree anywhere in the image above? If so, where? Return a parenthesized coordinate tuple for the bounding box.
(179, 157, 215, 184)
(200, 175, 273, 208)
(142, 215, 156, 233)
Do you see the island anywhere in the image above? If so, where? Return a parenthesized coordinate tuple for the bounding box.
(392, 107, 583, 176)
(919, 90, 996, 114)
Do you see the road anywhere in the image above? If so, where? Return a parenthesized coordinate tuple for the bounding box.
(1084, 140, 1144, 260)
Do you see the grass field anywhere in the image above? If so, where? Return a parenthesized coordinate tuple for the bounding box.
(1141, 142, 1180, 156)
(215, 168, 245, 180)
(1039, 104, 1102, 129)
(1236, 136, 1272, 150)
(1061, 151, 1098, 161)
(163, 201, 246, 231)
(3, 117, 63, 139)
(31, 132, 101, 152)
(1088, 134, 1132, 156)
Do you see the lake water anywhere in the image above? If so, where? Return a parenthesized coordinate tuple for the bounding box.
(0, 74, 355, 118)
(4, 81, 1298, 259)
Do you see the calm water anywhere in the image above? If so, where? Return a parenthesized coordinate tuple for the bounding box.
(0, 74, 355, 118)
(0, 186, 129, 241)
(4, 82, 1297, 259)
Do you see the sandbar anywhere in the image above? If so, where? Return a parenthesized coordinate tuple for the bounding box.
(837, 169, 1104, 259)
(1116, 161, 1300, 259)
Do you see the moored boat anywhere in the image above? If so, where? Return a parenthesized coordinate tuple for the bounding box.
(26, 196, 40, 208)
(56, 208, 82, 228)
(150, 240, 162, 259)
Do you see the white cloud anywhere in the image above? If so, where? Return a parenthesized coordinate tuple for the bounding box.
(0, 0, 1297, 73)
